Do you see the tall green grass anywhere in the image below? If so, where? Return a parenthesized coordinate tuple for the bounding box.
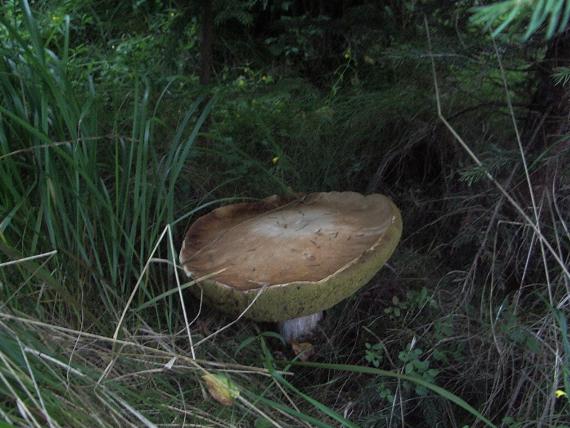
(0, 1, 212, 329)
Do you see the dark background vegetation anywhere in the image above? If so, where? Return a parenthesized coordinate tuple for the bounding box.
(0, 0, 569, 427)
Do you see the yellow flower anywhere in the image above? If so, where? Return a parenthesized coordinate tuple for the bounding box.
(555, 389, 567, 398)
(272, 156, 279, 165)
(343, 48, 352, 59)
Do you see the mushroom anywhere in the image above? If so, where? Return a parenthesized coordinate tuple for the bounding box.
(179, 191, 402, 343)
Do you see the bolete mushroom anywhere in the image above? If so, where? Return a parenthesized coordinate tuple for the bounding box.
(179, 191, 402, 342)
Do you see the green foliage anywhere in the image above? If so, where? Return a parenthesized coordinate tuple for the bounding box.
(459, 144, 517, 186)
(0, 1, 212, 323)
(384, 287, 437, 321)
(265, 14, 330, 61)
(292, 361, 496, 428)
(364, 342, 384, 367)
(214, 0, 257, 27)
(377, 381, 395, 405)
(552, 66, 570, 86)
(364, 340, 440, 400)
(471, 0, 570, 39)
(398, 345, 439, 396)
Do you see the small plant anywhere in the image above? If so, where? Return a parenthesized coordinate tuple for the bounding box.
(364, 342, 384, 367)
(431, 318, 461, 364)
(384, 287, 437, 320)
(364, 340, 439, 399)
(384, 295, 405, 319)
(377, 381, 395, 404)
(398, 345, 439, 397)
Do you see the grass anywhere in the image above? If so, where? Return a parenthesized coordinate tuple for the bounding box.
(1, 0, 570, 426)
(0, 5, 215, 323)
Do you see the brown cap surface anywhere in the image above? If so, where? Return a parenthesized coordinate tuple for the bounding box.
(180, 192, 398, 290)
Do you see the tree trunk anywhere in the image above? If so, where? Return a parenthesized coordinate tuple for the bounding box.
(199, 0, 214, 86)
(527, 29, 570, 151)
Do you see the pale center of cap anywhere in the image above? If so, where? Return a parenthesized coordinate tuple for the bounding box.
(248, 208, 337, 238)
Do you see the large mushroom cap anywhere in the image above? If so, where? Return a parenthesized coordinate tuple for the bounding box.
(180, 192, 402, 322)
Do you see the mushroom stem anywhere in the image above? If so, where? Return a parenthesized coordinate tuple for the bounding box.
(278, 312, 323, 343)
